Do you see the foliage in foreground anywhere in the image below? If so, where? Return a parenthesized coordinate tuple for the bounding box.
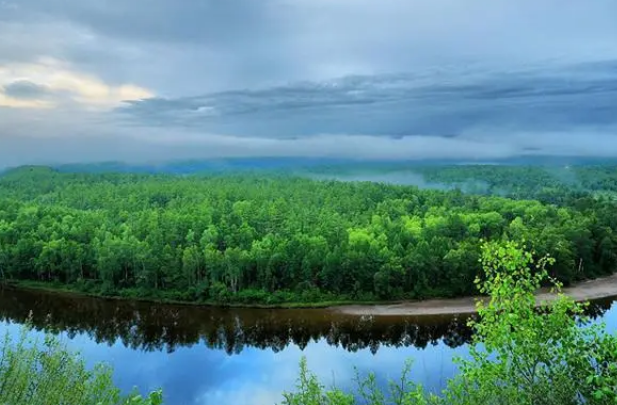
(0, 320, 162, 405)
(281, 241, 617, 405)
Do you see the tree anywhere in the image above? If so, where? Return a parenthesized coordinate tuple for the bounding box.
(445, 240, 617, 404)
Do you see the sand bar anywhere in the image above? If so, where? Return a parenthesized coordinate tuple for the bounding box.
(332, 273, 617, 317)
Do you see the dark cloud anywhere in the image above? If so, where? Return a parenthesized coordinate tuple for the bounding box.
(3, 80, 50, 99)
(117, 60, 617, 138)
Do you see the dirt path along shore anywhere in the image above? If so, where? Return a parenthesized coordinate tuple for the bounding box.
(332, 273, 617, 317)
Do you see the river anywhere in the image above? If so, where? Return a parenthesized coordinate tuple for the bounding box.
(0, 287, 615, 405)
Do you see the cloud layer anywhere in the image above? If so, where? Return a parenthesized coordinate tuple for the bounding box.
(1, 0, 617, 167)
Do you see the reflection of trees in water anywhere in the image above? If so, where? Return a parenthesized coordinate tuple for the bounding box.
(0, 288, 612, 356)
(584, 298, 614, 319)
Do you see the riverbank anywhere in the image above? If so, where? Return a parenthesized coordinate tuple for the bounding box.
(5, 273, 617, 316)
(1, 280, 379, 310)
(333, 273, 617, 316)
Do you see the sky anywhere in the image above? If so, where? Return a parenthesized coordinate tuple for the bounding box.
(1, 0, 617, 167)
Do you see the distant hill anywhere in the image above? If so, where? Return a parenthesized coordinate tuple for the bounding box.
(0, 165, 58, 177)
(2, 156, 616, 177)
(52, 157, 353, 175)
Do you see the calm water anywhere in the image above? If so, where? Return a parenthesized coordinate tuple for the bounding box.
(0, 287, 615, 405)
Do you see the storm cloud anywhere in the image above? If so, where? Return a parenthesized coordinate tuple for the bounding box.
(1, 0, 617, 167)
(118, 61, 617, 137)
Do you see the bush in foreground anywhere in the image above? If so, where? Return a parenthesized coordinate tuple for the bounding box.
(282, 241, 617, 405)
(0, 320, 162, 405)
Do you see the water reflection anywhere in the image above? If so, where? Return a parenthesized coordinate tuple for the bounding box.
(0, 287, 478, 354)
(0, 287, 614, 405)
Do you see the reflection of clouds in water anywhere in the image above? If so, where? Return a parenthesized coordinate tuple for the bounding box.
(197, 386, 283, 405)
(175, 339, 466, 405)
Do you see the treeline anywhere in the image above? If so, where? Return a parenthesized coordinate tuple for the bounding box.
(1, 166, 617, 304)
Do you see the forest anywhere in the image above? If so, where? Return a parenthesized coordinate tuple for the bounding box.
(1, 164, 617, 305)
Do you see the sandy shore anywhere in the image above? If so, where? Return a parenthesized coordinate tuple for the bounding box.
(332, 273, 617, 317)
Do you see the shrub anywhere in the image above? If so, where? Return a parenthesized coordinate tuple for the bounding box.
(0, 317, 164, 405)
